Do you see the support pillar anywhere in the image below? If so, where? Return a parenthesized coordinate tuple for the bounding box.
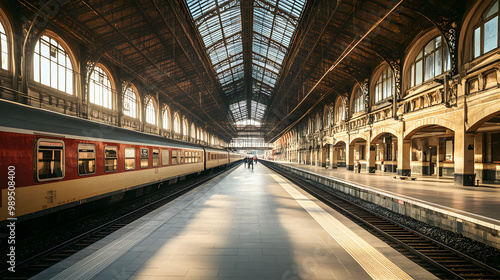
(454, 131, 475, 186)
(331, 147, 337, 168)
(436, 140, 440, 178)
(474, 133, 484, 182)
(347, 144, 354, 171)
(397, 139, 411, 176)
(367, 144, 376, 173)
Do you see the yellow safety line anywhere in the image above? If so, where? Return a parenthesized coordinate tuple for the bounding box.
(270, 173, 414, 280)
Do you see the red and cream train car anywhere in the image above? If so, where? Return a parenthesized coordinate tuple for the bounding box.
(0, 100, 241, 224)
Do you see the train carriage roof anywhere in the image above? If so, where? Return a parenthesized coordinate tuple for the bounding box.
(0, 100, 208, 150)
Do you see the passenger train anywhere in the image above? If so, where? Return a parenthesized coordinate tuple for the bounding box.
(0, 100, 244, 224)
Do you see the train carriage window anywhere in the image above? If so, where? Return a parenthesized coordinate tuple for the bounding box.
(153, 149, 160, 167)
(180, 151, 184, 164)
(37, 139, 64, 181)
(125, 148, 135, 170)
(162, 149, 170, 166)
(140, 148, 149, 168)
(78, 144, 95, 175)
(172, 150, 178, 165)
(104, 146, 118, 172)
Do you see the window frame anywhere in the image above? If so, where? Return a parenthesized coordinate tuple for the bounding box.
(161, 149, 170, 166)
(152, 148, 160, 167)
(124, 147, 136, 171)
(473, 0, 500, 59)
(172, 150, 178, 165)
(145, 97, 156, 125)
(123, 87, 139, 118)
(33, 35, 74, 95)
(353, 88, 364, 113)
(77, 143, 96, 176)
(374, 67, 394, 104)
(140, 148, 149, 168)
(89, 65, 114, 109)
(104, 146, 118, 173)
(409, 36, 450, 88)
(36, 138, 65, 182)
(0, 19, 9, 71)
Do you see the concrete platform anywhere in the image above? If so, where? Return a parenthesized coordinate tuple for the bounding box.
(32, 164, 436, 280)
(265, 160, 500, 249)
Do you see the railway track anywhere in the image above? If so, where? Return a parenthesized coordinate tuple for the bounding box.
(263, 161, 500, 280)
(0, 165, 239, 279)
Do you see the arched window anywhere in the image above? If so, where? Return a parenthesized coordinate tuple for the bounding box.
(474, 1, 499, 58)
(123, 87, 139, 118)
(33, 35, 73, 94)
(375, 67, 393, 103)
(353, 88, 364, 113)
(0, 21, 8, 70)
(145, 97, 156, 125)
(174, 114, 180, 133)
(191, 124, 196, 138)
(409, 36, 450, 87)
(335, 98, 345, 123)
(183, 119, 188, 136)
(315, 113, 320, 131)
(324, 106, 331, 127)
(162, 108, 169, 130)
(89, 66, 113, 109)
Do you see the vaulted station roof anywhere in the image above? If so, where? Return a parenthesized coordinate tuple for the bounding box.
(19, 0, 466, 143)
(184, 0, 306, 124)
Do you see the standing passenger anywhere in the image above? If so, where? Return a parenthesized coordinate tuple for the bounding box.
(244, 157, 247, 167)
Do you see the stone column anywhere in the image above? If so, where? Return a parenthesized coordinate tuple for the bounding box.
(454, 129, 475, 186)
(347, 143, 354, 171)
(331, 147, 337, 168)
(436, 140, 440, 178)
(474, 133, 484, 182)
(397, 139, 411, 176)
(367, 144, 376, 173)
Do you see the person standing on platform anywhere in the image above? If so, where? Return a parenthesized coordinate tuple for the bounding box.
(244, 157, 247, 167)
(249, 157, 253, 169)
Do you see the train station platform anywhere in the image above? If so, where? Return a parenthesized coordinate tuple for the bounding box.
(263, 160, 500, 249)
(32, 164, 436, 280)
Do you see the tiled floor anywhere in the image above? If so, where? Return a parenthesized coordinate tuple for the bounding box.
(32, 164, 437, 280)
(274, 161, 500, 225)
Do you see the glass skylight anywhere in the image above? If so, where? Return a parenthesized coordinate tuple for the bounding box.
(185, 0, 307, 125)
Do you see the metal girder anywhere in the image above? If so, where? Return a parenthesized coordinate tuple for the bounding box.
(242, 0, 254, 120)
(80, 0, 235, 138)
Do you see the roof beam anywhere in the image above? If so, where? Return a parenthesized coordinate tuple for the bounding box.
(241, 0, 254, 120)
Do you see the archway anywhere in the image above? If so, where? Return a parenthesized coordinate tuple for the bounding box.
(371, 132, 398, 173)
(350, 137, 369, 173)
(404, 125, 455, 178)
(467, 111, 500, 184)
(333, 141, 347, 169)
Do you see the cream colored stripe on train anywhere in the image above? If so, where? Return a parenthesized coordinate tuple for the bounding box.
(270, 173, 413, 280)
